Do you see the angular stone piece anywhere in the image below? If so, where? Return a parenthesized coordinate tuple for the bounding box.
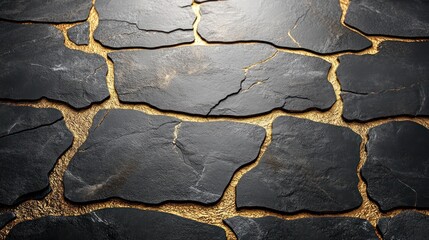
(346, 0, 429, 37)
(225, 216, 377, 240)
(0, 22, 109, 109)
(110, 45, 336, 116)
(378, 211, 429, 240)
(6, 208, 226, 240)
(0, 212, 15, 229)
(94, 0, 195, 48)
(338, 41, 429, 121)
(0, 105, 73, 206)
(362, 121, 429, 211)
(197, 0, 371, 54)
(0, 0, 92, 23)
(236, 116, 362, 213)
(67, 22, 90, 45)
(64, 109, 265, 204)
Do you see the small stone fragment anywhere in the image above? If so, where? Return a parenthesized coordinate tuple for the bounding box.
(6, 208, 226, 240)
(67, 22, 90, 45)
(338, 41, 429, 121)
(236, 116, 362, 213)
(378, 211, 429, 240)
(0, 212, 15, 229)
(362, 121, 429, 211)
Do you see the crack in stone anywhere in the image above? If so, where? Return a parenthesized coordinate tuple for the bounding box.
(99, 19, 194, 34)
(287, 7, 311, 48)
(0, 117, 63, 139)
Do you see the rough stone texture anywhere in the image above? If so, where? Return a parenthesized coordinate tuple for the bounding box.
(0, 212, 15, 229)
(346, 0, 429, 37)
(110, 45, 335, 116)
(236, 116, 362, 213)
(0, 22, 110, 109)
(0, 105, 73, 206)
(362, 121, 429, 211)
(378, 211, 429, 240)
(94, 0, 195, 48)
(338, 41, 429, 121)
(6, 208, 226, 240)
(67, 22, 90, 46)
(197, 0, 371, 54)
(64, 109, 265, 204)
(225, 216, 378, 240)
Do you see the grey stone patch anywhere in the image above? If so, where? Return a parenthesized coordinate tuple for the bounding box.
(0, 212, 15, 229)
(67, 22, 90, 45)
(378, 211, 429, 240)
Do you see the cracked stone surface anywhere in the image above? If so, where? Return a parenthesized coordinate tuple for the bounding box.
(346, 0, 429, 37)
(338, 41, 429, 121)
(67, 22, 90, 46)
(236, 116, 362, 213)
(225, 216, 377, 240)
(64, 109, 265, 204)
(197, 0, 371, 54)
(6, 208, 226, 240)
(0, 22, 110, 109)
(94, 0, 195, 48)
(110, 45, 336, 116)
(0, 213, 15, 229)
(362, 121, 429, 211)
(0, 105, 73, 206)
(378, 211, 429, 240)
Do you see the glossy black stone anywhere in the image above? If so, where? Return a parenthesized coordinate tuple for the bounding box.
(236, 116, 362, 213)
(378, 211, 429, 240)
(0, 22, 109, 109)
(0, 105, 73, 206)
(6, 208, 226, 240)
(0, 212, 15, 229)
(67, 22, 90, 45)
(362, 121, 429, 211)
(64, 109, 265, 204)
(338, 41, 429, 121)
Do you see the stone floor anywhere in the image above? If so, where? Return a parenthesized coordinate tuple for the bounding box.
(0, 0, 428, 239)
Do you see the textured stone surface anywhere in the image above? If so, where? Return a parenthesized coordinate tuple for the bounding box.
(110, 45, 335, 116)
(0, 0, 92, 23)
(338, 41, 429, 121)
(94, 0, 195, 48)
(225, 216, 377, 240)
(6, 208, 226, 240)
(0, 212, 15, 229)
(67, 22, 90, 45)
(378, 211, 429, 240)
(0, 22, 109, 109)
(197, 0, 371, 54)
(362, 121, 429, 211)
(64, 109, 265, 204)
(0, 105, 73, 206)
(236, 116, 362, 213)
(346, 0, 429, 37)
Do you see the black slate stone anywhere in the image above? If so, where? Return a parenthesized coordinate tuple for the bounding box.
(338, 41, 429, 121)
(0, 0, 92, 23)
(362, 121, 429, 211)
(0, 212, 15, 229)
(236, 116, 362, 213)
(67, 22, 90, 46)
(346, 0, 429, 37)
(6, 208, 226, 240)
(225, 216, 377, 240)
(64, 109, 265, 204)
(0, 105, 73, 206)
(94, 0, 195, 48)
(197, 0, 371, 54)
(110, 45, 336, 116)
(0, 22, 110, 109)
(378, 211, 429, 240)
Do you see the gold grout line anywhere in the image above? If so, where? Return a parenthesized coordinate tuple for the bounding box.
(191, 1, 209, 46)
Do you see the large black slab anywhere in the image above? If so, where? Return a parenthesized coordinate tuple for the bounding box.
(6, 208, 226, 240)
(94, 0, 195, 48)
(338, 41, 429, 121)
(64, 109, 265, 204)
(67, 22, 90, 46)
(378, 211, 429, 240)
(110, 45, 335, 116)
(236, 116, 362, 213)
(225, 216, 377, 240)
(362, 121, 429, 211)
(0, 212, 15, 229)
(0, 105, 73, 206)
(0, 22, 109, 109)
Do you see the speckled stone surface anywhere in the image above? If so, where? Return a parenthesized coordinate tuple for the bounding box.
(0, 213, 15, 229)
(378, 211, 429, 240)
(67, 22, 90, 45)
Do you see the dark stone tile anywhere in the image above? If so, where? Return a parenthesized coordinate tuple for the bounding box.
(346, 0, 429, 37)
(6, 208, 226, 240)
(362, 121, 429, 211)
(225, 216, 377, 240)
(0, 212, 15, 229)
(0, 105, 73, 206)
(110, 45, 335, 116)
(64, 109, 265, 204)
(0, 22, 109, 109)
(197, 0, 371, 54)
(378, 211, 429, 240)
(338, 41, 429, 121)
(236, 116, 362, 213)
(67, 22, 90, 46)
(94, 0, 195, 48)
